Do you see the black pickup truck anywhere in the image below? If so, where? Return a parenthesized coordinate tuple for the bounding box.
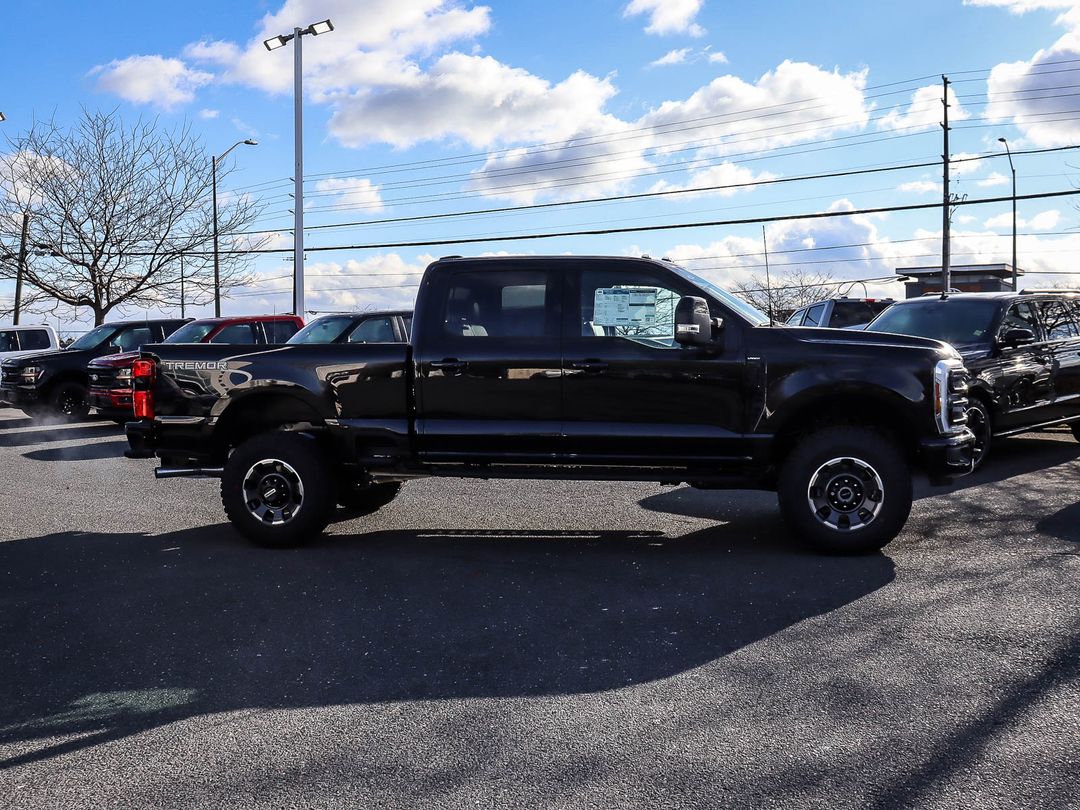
(126, 256, 974, 553)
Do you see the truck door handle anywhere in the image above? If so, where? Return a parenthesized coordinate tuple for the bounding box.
(569, 360, 609, 373)
(431, 359, 467, 374)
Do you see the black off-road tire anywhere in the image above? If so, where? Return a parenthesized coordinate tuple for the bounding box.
(778, 426, 912, 554)
(221, 432, 335, 548)
(49, 382, 90, 421)
(337, 481, 403, 515)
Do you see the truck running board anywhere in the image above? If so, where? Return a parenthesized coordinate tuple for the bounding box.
(154, 466, 225, 479)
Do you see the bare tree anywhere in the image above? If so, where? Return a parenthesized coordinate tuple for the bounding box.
(733, 269, 839, 320)
(0, 110, 263, 325)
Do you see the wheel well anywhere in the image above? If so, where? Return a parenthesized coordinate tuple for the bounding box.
(40, 371, 89, 398)
(773, 392, 918, 466)
(213, 392, 326, 450)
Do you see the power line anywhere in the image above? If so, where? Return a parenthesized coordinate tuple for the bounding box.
(174, 188, 1080, 258)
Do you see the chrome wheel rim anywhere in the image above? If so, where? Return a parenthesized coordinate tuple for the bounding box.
(242, 458, 304, 525)
(807, 456, 884, 532)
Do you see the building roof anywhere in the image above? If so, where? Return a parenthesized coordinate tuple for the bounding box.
(898, 263, 1023, 279)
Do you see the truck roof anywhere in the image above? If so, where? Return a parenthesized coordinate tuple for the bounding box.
(182, 314, 304, 325)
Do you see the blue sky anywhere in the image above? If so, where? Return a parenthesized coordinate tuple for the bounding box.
(4, 0, 1080, 325)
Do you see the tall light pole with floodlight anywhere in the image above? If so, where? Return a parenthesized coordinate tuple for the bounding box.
(212, 139, 258, 317)
(998, 137, 1018, 291)
(0, 112, 6, 122)
(264, 18, 334, 317)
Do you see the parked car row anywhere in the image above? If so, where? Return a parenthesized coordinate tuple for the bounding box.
(0, 310, 411, 421)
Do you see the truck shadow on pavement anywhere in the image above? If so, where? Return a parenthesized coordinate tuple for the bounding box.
(0, 518, 894, 769)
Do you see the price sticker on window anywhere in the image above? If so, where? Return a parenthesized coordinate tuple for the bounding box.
(593, 288, 658, 326)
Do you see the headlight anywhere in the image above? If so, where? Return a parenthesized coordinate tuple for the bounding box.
(19, 366, 39, 380)
(933, 358, 968, 434)
(116, 367, 133, 380)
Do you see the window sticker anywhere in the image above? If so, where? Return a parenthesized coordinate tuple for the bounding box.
(593, 287, 658, 327)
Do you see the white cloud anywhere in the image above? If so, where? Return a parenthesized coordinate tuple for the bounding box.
(199, 109, 220, 119)
(649, 161, 778, 197)
(183, 40, 242, 65)
(898, 180, 943, 194)
(328, 54, 620, 149)
(89, 55, 212, 110)
(650, 48, 692, 67)
(707, 51, 728, 63)
(978, 171, 1011, 187)
(310, 177, 384, 212)
(642, 61, 870, 155)
(984, 208, 1060, 229)
(877, 84, 970, 131)
(624, 0, 706, 36)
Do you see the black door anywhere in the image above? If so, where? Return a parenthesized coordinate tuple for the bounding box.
(561, 263, 746, 465)
(414, 265, 563, 460)
(986, 300, 1055, 431)
(1034, 297, 1080, 422)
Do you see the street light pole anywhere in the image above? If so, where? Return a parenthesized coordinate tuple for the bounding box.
(211, 139, 258, 317)
(293, 26, 304, 318)
(14, 213, 27, 325)
(998, 137, 1018, 291)
(265, 18, 334, 318)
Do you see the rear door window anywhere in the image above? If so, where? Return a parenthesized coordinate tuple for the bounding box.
(443, 270, 560, 339)
(1035, 299, 1080, 340)
(19, 330, 53, 350)
(262, 320, 301, 343)
(209, 323, 258, 344)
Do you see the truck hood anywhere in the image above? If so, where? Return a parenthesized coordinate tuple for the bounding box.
(786, 326, 958, 357)
(88, 351, 139, 369)
(0, 347, 91, 369)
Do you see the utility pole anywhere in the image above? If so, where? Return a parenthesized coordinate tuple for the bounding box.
(179, 253, 186, 319)
(211, 157, 220, 317)
(14, 213, 28, 325)
(293, 27, 304, 317)
(941, 75, 951, 297)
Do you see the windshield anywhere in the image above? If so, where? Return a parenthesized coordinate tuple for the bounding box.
(67, 325, 118, 351)
(669, 265, 770, 326)
(867, 299, 999, 345)
(288, 315, 356, 344)
(165, 322, 217, 343)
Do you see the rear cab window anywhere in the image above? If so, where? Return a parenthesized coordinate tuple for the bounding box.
(443, 269, 560, 339)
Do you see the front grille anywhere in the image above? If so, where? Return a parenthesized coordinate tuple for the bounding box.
(1, 367, 24, 387)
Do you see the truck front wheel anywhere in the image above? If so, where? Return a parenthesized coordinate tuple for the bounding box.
(221, 432, 335, 548)
(778, 426, 912, 554)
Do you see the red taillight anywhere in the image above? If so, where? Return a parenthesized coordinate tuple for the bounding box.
(132, 359, 156, 419)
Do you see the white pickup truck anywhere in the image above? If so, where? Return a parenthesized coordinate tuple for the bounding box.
(0, 324, 59, 362)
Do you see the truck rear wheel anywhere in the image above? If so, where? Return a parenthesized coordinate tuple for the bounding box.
(221, 432, 335, 548)
(778, 426, 912, 554)
(338, 481, 402, 515)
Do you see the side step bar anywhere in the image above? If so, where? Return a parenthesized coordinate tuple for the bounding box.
(154, 467, 224, 479)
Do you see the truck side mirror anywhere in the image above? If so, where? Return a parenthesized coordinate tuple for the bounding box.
(999, 327, 1036, 348)
(674, 295, 715, 347)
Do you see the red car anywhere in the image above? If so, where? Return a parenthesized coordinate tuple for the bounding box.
(88, 314, 304, 421)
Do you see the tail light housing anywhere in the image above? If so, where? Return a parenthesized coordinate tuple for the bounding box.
(132, 359, 156, 420)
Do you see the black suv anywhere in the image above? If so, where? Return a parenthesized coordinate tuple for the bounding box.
(866, 291, 1080, 467)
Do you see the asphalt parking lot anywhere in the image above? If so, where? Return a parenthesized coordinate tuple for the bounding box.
(0, 409, 1077, 809)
